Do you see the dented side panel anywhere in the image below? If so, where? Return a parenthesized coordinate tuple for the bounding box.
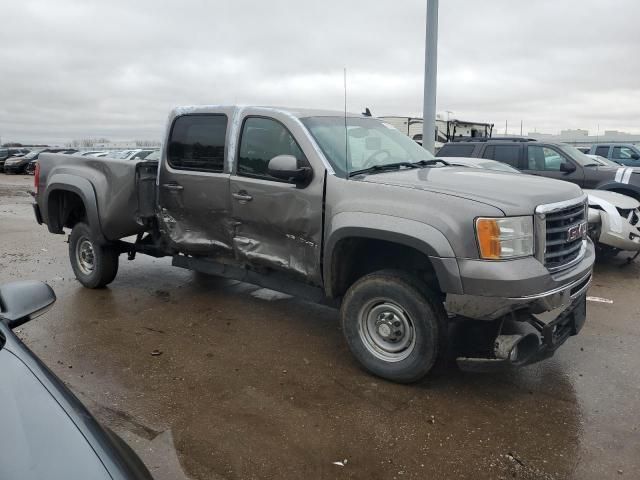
(228, 108, 327, 285)
(230, 177, 324, 284)
(157, 107, 237, 256)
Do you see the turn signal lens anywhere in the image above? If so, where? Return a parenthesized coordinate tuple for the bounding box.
(475, 216, 534, 259)
(476, 218, 502, 259)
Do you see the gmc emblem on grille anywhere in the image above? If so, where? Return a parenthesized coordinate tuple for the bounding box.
(567, 221, 587, 242)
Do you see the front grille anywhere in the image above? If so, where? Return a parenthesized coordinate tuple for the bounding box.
(543, 202, 586, 270)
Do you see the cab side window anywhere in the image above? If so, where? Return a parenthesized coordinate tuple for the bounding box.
(168, 114, 227, 172)
(482, 144, 521, 167)
(238, 117, 307, 182)
(527, 146, 565, 171)
(595, 146, 609, 158)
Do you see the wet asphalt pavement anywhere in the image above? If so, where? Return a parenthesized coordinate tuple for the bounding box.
(1, 173, 639, 479)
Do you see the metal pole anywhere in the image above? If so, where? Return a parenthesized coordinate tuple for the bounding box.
(422, 0, 438, 154)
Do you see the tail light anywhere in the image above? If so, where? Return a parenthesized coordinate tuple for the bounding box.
(34, 162, 40, 195)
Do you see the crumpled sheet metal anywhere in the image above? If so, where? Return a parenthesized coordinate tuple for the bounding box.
(158, 208, 234, 253)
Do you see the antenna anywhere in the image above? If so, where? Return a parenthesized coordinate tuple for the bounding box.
(344, 67, 348, 178)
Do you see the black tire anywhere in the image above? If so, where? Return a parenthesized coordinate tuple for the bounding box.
(69, 222, 119, 288)
(340, 269, 447, 383)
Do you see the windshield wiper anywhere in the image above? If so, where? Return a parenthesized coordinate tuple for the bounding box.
(412, 158, 450, 167)
(583, 163, 600, 167)
(348, 162, 417, 177)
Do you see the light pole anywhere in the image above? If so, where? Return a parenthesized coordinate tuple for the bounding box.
(422, 0, 438, 154)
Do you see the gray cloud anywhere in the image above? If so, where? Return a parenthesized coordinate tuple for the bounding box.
(1, 0, 638, 144)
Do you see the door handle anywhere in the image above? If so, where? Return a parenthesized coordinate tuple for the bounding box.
(232, 192, 253, 202)
(162, 183, 184, 191)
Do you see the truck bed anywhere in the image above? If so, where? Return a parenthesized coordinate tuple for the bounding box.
(36, 153, 158, 241)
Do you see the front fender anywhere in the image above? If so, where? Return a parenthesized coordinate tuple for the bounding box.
(44, 174, 105, 243)
(324, 212, 462, 295)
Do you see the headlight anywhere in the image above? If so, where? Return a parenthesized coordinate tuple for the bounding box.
(475, 216, 534, 259)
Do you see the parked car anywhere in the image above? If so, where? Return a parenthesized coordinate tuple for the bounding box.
(25, 149, 78, 175)
(0, 280, 152, 479)
(443, 156, 640, 258)
(144, 150, 161, 161)
(75, 150, 110, 157)
(111, 149, 158, 160)
(437, 138, 640, 200)
(33, 105, 594, 383)
(589, 143, 640, 167)
(0, 148, 30, 171)
(5, 148, 77, 174)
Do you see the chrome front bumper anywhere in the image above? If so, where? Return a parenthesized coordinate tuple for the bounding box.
(446, 270, 592, 321)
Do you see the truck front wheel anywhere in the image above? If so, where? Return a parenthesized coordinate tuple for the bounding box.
(69, 222, 119, 288)
(340, 270, 446, 383)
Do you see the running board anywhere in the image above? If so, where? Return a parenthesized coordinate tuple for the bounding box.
(172, 255, 337, 307)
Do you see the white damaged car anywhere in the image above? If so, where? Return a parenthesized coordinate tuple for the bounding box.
(586, 189, 640, 258)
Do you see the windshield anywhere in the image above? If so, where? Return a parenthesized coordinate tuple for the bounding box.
(559, 144, 597, 166)
(24, 150, 42, 159)
(451, 159, 520, 173)
(301, 116, 435, 177)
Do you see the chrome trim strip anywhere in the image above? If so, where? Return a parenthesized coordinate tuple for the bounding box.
(535, 194, 587, 215)
(507, 271, 592, 301)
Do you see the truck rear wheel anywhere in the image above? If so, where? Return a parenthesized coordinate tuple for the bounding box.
(340, 270, 446, 383)
(69, 222, 119, 288)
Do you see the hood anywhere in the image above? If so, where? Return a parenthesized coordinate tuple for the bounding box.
(585, 189, 640, 209)
(355, 167, 584, 214)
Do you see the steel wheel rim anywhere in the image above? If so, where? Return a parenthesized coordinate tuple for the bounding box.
(76, 237, 95, 275)
(358, 299, 416, 362)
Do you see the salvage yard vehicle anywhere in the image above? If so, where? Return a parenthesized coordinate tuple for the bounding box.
(33, 106, 594, 383)
(438, 138, 640, 200)
(443, 156, 640, 258)
(0, 281, 152, 479)
(589, 143, 640, 167)
(5, 148, 77, 174)
(586, 189, 640, 258)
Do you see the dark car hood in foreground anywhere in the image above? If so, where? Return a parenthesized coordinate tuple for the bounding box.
(0, 323, 152, 480)
(356, 167, 584, 214)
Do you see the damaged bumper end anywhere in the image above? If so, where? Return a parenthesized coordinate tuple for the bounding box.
(456, 294, 587, 372)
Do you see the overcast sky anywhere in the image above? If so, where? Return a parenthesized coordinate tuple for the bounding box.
(1, 0, 639, 144)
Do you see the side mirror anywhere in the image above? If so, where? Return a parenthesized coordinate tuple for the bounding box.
(267, 155, 312, 185)
(631, 153, 640, 160)
(560, 162, 576, 173)
(0, 281, 56, 329)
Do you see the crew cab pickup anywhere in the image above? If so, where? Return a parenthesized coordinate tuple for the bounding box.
(32, 106, 594, 383)
(438, 138, 640, 200)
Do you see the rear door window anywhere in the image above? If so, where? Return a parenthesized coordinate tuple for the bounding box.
(612, 146, 637, 160)
(167, 114, 227, 172)
(482, 144, 521, 167)
(595, 146, 609, 157)
(436, 144, 476, 157)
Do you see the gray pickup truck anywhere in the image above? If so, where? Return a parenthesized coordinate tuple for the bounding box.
(32, 106, 594, 383)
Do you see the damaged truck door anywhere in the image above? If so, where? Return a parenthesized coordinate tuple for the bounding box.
(230, 112, 324, 283)
(158, 110, 235, 256)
